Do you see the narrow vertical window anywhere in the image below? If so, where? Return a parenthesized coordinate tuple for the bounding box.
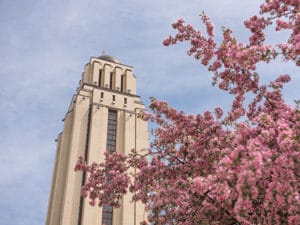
(124, 97, 127, 105)
(102, 109, 117, 225)
(120, 75, 124, 92)
(101, 92, 104, 99)
(106, 109, 117, 152)
(99, 69, 102, 87)
(102, 205, 113, 225)
(109, 72, 113, 90)
(112, 95, 116, 102)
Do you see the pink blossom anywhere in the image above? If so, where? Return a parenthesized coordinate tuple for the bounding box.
(75, 1, 300, 224)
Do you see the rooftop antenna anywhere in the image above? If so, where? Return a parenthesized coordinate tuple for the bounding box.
(102, 49, 105, 56)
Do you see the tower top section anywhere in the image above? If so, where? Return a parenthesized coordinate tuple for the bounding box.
(77, 55, 137, 99)
(97, 55, 120, 64)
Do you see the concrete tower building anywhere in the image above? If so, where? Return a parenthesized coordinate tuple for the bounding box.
(45, 55, 148, 225)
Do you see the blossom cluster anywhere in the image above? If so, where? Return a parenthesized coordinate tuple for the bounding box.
(75, 152, 130, 208)
(75, 1, 299, 224)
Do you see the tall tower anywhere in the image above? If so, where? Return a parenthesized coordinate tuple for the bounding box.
(46, 55, 149, 225)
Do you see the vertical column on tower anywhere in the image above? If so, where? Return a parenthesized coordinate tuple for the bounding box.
(60, 93, 90, 225)
(81, 93, 108, 225)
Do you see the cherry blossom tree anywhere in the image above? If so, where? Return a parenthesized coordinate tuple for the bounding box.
(76, 1, 300, 224)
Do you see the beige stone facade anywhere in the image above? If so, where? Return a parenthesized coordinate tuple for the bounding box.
(45, 55, 148, 225)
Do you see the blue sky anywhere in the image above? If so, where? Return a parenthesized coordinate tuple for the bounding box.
(0, 1, 298, 225)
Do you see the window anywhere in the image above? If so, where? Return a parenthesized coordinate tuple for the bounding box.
(102, 205, 113, 225)
(101, 92, 104, 99)
(112, 95, 116, 102)
(124, 97, 127, 105)
(109, 72, 113, 90)
(99, 70, 102, 87)
(121, 75, 125, 92)
(102, 109, 117, 225)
